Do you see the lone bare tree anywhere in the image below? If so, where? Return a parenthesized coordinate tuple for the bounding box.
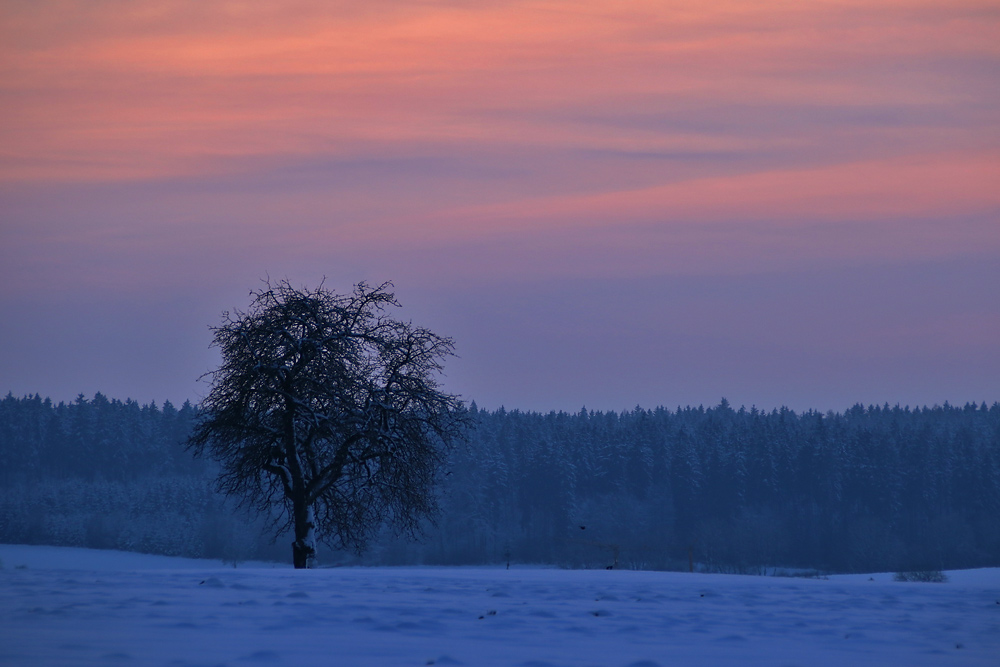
(189, 280, 467, 568)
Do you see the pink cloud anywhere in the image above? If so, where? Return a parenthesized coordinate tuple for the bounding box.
(1, 0, 997, 408)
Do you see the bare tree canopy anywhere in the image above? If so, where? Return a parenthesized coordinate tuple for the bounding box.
(188, 280, 467, 568)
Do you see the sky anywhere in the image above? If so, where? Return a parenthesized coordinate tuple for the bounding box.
(1, 0, 998, 413)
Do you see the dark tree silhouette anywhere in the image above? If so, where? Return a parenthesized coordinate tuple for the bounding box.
(189, 280, 466, 568)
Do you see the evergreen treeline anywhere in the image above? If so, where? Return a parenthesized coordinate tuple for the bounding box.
(410, 401, 1000, 573)
(0, 393, 282, 561)
(1, 393, 998, 572)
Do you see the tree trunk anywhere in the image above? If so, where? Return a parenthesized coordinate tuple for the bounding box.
(292, 501, 317, 569)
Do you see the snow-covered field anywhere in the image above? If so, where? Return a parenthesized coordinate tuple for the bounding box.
(1, 545, 998, 666)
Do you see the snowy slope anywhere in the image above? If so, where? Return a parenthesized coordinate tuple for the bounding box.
(1, 544, 997, 666)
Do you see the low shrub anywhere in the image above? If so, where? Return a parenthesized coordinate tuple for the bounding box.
(894, 570, 948, 583)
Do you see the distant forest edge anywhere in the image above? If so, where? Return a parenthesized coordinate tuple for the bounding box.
(1, 393, 998, 573)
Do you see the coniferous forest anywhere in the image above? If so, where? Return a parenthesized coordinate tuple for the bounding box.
(1, 392, 998, 573)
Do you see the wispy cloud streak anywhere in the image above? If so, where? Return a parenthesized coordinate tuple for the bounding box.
(1, 0, 997, 408)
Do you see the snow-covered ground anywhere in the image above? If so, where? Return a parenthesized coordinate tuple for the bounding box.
(1, 545, 997, 666)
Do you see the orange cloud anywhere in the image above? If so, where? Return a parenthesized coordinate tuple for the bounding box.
(3, 0, 997, 179)
(1, 0, 997, 284)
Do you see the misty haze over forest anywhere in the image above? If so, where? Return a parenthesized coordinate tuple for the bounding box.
(2, 392, 997, 574)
